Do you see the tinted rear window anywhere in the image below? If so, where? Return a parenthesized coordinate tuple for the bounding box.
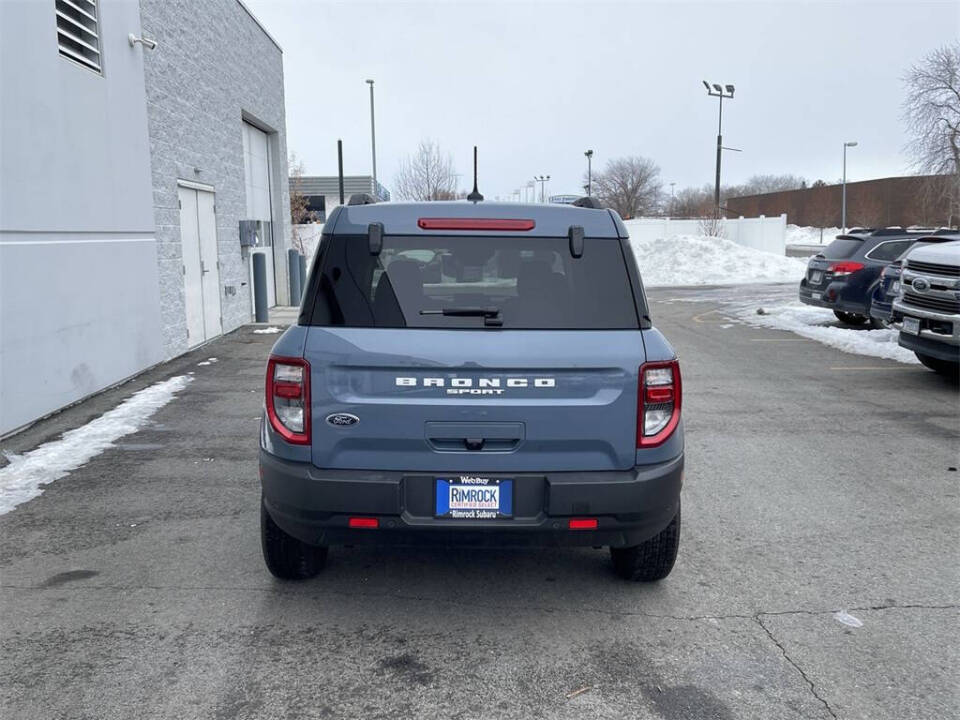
(822, 237, 864, 259)
(866, 240, 914, 262)
(308, 235, 639, 329)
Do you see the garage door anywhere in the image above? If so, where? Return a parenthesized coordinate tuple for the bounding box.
(242, 122, 276, 310)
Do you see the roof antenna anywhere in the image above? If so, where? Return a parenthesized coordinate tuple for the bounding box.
(466, 145, 483, 202)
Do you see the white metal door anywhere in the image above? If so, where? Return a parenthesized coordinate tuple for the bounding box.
(179, 186, 205, 347)
(179, 185, 221, 346)
(196, 189, 222, 339)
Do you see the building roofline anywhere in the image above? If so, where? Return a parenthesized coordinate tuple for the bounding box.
(235, 0, 283, 53)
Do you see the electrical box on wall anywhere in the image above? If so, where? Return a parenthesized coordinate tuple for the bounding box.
(239, 220, 273, 247)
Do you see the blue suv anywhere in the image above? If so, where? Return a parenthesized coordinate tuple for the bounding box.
(259, 199, 683, 582)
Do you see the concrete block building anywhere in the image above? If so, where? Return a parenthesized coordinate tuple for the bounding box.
(0, 0, 292, 436)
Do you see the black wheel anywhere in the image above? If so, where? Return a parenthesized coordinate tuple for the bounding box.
(833, 310, 867, 325)
(610, 504, 680, 582)
(261, 496, 327, 580)
(915, 353, 960, 379)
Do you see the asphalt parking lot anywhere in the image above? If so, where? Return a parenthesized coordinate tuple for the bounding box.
(1, 286, 958, 720)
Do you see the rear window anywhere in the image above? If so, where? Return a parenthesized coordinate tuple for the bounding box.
(821, 237, 864, 259)
(308, 234, 639, 329)
(866, 240, 914, 262)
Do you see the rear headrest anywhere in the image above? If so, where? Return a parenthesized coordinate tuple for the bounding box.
(517, 260, 553, 296)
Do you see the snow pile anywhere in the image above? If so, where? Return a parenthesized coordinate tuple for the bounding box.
(734, 301, 919, 364)
(628, 234, 807, 287)
(785, 225, 842, 247)
(253, 327, 283, 334)
(0, 375, 192, 515)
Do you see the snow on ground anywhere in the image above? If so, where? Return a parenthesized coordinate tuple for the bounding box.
(253, 327, 283, 334)
(672, 284, 919, 365)
(785, 224, 841, 247)
(627, 233, 807, 287)
(0, 375, 192, 515)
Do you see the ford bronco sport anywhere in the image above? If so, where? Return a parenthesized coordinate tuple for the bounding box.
(259, 199, 684, 581)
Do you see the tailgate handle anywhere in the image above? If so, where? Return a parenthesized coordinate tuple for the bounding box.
(424, 422, 524, 453)
(464, 438, 485, 451)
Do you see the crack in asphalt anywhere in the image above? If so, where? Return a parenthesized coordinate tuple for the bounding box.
(756, 613, 838, 720)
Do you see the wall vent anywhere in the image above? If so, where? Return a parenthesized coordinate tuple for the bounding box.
(56, 0, 102, 74)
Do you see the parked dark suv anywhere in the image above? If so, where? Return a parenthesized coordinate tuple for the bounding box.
(799, 229, 933, 326)
(259, 199, 684, 582)
(870, 233, 959, 327)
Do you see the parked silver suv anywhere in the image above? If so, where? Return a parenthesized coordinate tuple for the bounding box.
(893, 237, 960, 376)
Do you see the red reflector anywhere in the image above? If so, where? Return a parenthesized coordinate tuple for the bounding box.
(348, 517, 379, 529)
(273, 381, 302, 399)
(417, 218, 535, 231)
(645, 386, 674, 403)
(569, 518, 598, 530)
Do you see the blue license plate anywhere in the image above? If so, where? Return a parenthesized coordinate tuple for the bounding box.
(435, 477, 513, 519)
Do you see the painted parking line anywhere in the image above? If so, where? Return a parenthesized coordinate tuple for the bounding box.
(828, 366, 916, 371)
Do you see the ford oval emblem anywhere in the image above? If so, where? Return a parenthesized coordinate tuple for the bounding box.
(326, 413, 360, 427)
(912, 277, 930, 293)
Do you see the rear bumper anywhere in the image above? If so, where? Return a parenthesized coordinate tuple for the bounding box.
(260, 450, 683, 548)
(798, 280, 867, 315)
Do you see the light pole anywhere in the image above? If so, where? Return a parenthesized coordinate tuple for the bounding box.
(703, 81, 735, 218)
(670, 182, 676, 216)
(584, 150, 593, 196)
(842, 141, 858, 232)
(365, 79, 377, 192)
(534, 175, 550, 203)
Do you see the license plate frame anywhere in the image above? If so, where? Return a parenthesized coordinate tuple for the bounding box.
(810, 271, 823, 284)
(435, 476, 513, 519)
(902, 316, 921, 336)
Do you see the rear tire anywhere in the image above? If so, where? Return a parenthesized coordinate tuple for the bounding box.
(834, 310, 867, 325)
(610, 505, 680, 582)
(261, 496, 328, 580)
(915, 353, 960, 379)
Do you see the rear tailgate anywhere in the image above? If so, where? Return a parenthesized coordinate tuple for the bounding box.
(305, 328, 643, 472)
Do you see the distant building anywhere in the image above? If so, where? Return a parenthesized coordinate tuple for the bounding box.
(294, 176, 391, 221)
(1, 0, 292, 436)
(549, 194, 581, 205)
(726, 175, 957, 228)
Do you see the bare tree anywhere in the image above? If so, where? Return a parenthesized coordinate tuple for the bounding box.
(394, 140, 458, 201)
(903, 43, 960, 225)
(288, 152, 312, 253)
(592, 156, 662, 219)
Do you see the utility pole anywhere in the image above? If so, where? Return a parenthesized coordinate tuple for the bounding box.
(365, 79, 377, 192)
(534, 175, 550, 203)
(584, 150, 593, 196)
(703, 81, 735, 219)
(842, 141, 858, 232)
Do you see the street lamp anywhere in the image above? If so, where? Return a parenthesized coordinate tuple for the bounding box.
(534, 175, 550, 203)
(584, 150, 594, 197)
(365, 79, 377, 192)
(703, 80, 735, 218)
(842, 141, 858, 232)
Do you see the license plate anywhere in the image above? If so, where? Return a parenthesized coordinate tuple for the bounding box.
(435, 476, 513, 519)
(810, 271, 822, 284)
(902, 317, 920, 336)
(811, 292, 822, 301)
(891, 281, 901, 294)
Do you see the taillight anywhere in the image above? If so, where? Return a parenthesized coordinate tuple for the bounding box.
(266, 356, 310, 445)
(637, 359, 681, 448)
(828, 261, 864, 276)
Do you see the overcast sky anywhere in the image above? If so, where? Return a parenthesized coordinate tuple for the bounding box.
(246, 0, 959, 201)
